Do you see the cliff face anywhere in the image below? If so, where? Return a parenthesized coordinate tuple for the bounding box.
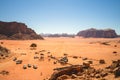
(77, 28, 118, 38)
(0, 21, 44, 40)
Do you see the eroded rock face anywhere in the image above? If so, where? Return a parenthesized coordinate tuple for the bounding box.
(49, 59, 120, 80)
(0, 21, 44, 40)
(77, 28, 118, 38)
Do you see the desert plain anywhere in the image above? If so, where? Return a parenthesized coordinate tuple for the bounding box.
(0, 37, 120, 80)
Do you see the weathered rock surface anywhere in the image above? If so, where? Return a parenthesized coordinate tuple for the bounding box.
(77, 28, 118, 38)
(0, 21, 44, 40)
(49, 59, 120, 80)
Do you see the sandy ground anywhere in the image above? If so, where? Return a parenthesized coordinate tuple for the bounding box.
(0, 37, 120, 80)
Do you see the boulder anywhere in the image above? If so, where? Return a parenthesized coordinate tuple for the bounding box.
(16, 60, 22, 64)
(23, 65, 27, 69)
(33, 65, 38, 69)
(99, 59, 105, 64)
(114, 67, 120, 78)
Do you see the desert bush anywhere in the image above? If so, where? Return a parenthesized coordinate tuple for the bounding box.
(30, 43, 37, 47)
(30, 43, 37, 50)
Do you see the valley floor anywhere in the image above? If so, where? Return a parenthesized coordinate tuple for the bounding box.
(0, 37, 120, 80)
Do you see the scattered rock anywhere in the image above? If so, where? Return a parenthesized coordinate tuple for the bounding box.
(13, 57, 17, 61)
(82, 57, 88, 60)
(0, 70, 9, 75)
(113, 51, 117, 54)
(23, 65, 27, 69)
(95, 74, 101, 78)
(59, 57, 68, 64)
(34, 56, 39, 59)
(100, 72, 108, 77)
(35, 52, 39, 54)
(72, 56, 78, 59)
(33, 65, 38, 69)
(82, 62, 90, 69)
(88, 60, 93, 64)
(99, 59, 105, 64)
(28, 64, 32, 68)
(114, 67, 120, 78)
(114, 45, 117, 47)
(100, 42, 110, 45)
(53, 61, 57, 64)
(0, 42, 3, 44)
(16, 60, 22, 64)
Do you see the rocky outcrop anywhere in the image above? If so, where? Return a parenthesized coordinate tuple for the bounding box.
(77, 28, 118, 38)
(49, 59, 120, 80)
(0, 21, 44, 40)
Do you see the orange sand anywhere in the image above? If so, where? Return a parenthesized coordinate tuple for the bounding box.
(0, 37, 120, 80)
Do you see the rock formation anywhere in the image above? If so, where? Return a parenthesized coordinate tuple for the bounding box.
(49, 59, 120, 80)
(0, 21, 44, 40)
(77, 28, 118, 38)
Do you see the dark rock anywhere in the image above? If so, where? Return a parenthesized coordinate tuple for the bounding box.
(99, 59, 105, 64)
(53, 61, 57, 64)
(77, 28, 118, 38)
(13, 57, 17, 61)
(100, 42, 110, 45)
(82, 57, 88, 60)
(95, 74, 101, 78)
(73, 56, 78, 59)
(23, 65, 27, 69)
(16, 60, 22, 64)
(82, 62, 90, 69)
(28, 64, 32, 68)
(34, 56, 39, 59)
(33, 65, 38, 69)
(0, 70, 9, 75)
(114, 67, 120, 78)
(50, 65, 82, 80)
(0, 21, 44, 40)
(110, 60, 120, 69)
(88, 61, 93, 64)
(57, 74, 70, 80)
(59, 57, 68, 64)
(100, 72, 108, 77)
(113, 51, 117, 53)
(114, 45, 117, 47)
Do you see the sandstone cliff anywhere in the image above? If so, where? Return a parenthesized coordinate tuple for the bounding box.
(0, 21, 44, 40)
(77, 28, 118, 38)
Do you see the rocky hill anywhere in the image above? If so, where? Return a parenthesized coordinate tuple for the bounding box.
(0, 21, 44, 40)
(77, 28, 118, 38)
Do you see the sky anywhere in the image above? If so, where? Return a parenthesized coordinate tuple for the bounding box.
(0, 0, 120, 34)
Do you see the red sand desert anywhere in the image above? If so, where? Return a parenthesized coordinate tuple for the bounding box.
(0, 37, 120, 80)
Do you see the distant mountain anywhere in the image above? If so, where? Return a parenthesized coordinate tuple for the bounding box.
(0, 21, 44, 40)
(77, 28, 118, 38)
(40, 33, 75, 38)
